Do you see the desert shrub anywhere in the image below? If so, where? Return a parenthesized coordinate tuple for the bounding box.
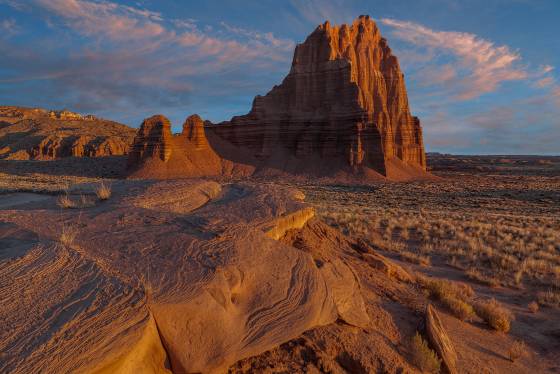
(440, 296, 475, 321)
(95, 181, 111, 200)
(409, 332, 441, 373)
(420, 278, 475, 321)
(537, 289, 560, 308)
(474, 298, 513, 332)
(400, 251, 431, 266)
(508, 340, 526, 362)
(60, 224, 78, 246)
(465, 268, 500, 288)
(57, 194, 76, 209)
(528, 301, 539, 313)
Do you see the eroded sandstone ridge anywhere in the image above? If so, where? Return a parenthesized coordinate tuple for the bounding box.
(127, 15, 428, 180)
(210, 15, 426, 177)
(0, 106, 135, 160)
(127, 114, 255, 178)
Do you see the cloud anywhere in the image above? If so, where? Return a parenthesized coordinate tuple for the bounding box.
(34, 0, 167, 42)
(1, 0, 295, 123)
(381, 18, 529, 99)
(533, 76, 554, 88)
(0, 18, 18, 37)
(289, 0, 359, 26)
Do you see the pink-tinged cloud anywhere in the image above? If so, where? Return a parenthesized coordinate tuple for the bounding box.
(534, 76, 554, 88)
(0, 17, 18, 37)
(380, 18, 527, 99)
(34, 0, 167, 42)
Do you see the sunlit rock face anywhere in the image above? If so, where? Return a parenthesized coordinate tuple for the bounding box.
(210, 15, 426, 176)
(127, 16, 427, 180)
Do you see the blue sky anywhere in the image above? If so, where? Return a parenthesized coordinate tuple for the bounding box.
(0, 0, 559, 154)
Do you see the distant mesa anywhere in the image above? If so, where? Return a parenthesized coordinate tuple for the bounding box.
(0, 106, 135, 160)
(48, 109, 97, 121)
(128, 15, 429, 181)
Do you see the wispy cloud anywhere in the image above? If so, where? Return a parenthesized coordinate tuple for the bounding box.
(289, 0, 359, 26)
(381, 18, 529, 99)
(34, 0, 167, 42)
(1, 0, 295, 122)
(0, 18, 18, 37)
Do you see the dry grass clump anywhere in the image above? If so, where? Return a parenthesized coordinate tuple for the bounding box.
(57, 193, 77, 209)
(302, 175, 560, 292)
(60, 224, 79, 246)
(508, 340, 526, 362)
(57, 193, 95, 209)
(420, 277, 476, 321)
(465, 268, 500, 288)
(400, 251, 431, 266)
(537, 289, 560, 308)
(473, 298, 513, 332)
(409, 332, 441, 373)
(528, 301, 539, 313)
(95, 181, 111, 200)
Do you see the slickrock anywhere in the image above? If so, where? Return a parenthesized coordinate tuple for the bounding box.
(426, 303, 458, 374)
(0, 106, 135, 160)
(0, 181, 372, 373)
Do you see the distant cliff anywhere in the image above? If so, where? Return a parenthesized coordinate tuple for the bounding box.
(0, 106, 135, 160)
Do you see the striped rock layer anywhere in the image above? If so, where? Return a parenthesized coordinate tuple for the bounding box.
(210, 15, 426, 176)
(128, 16, 427, 180)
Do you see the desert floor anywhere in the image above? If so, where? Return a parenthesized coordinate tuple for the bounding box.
(1, 154, 559, 373)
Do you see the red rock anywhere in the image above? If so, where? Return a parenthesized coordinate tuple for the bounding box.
(209, 15, 426, 177)
(0, 106, 135, 160)
(182, 114, 209, 150)
(127, 115, 173, 167)
(127, 16, 429, 181)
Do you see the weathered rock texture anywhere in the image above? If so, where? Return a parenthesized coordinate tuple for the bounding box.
(0, 106, 135, 160)
(426, 303, 458, 374)
(127, 16, 428, 181)
(209, 15, 426, 177)
(127, 114, 255, 179)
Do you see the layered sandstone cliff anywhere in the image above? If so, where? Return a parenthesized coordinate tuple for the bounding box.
(127, 16, 428, 180)
(127, 114, 254, 178)
(210, 15, 426, 176)
(0, 106, 135, 160)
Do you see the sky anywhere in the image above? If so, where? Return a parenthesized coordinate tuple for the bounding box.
(0, 0, 559, 155)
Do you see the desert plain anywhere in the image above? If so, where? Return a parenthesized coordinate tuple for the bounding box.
(0, 13, 559, 374)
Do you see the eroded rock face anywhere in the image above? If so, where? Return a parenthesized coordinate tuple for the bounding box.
(210, 15, 426, 176)
(0, 106, 136, 160)
(31, 135, 130, 159)
(127, 114, 255, 178)
(126, 16, 428, 180)
(182, 114, 209, 150)
(127, 115, 173, 167)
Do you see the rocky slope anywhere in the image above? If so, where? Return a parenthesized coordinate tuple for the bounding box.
(0, 106, 135, 160)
